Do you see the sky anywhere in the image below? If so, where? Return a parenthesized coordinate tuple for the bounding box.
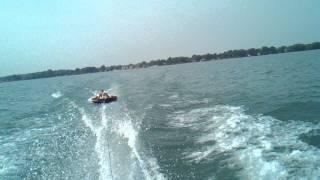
(0, 0, 320, 76)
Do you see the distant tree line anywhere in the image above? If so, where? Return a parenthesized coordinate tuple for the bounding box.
(1, 42, 320, 83)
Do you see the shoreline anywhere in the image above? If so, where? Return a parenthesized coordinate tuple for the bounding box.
(1, 42, 319, 83)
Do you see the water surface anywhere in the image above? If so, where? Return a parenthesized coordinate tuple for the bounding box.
(1, 50, 320, 179)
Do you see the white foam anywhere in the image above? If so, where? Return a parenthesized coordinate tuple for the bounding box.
(171, 105, 320, 179)
(74, 101, 165, 180)
(51, 91, 62, 98)
(116, 116, 166, 180)
(117, 120, 137, 150)
(0, 155, 16, 176)
(237, 148, 287, 179)
(77, 105, 113, 180)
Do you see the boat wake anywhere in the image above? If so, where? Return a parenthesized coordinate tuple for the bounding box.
(170, 105, 320, 179)
(78, 105, 113, 180)
(115, 113, 165, 180)
(72, 101, 165, 180)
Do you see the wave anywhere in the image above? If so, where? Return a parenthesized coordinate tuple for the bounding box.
(169, 105, 320, 179)
(51, 91, 62, 98)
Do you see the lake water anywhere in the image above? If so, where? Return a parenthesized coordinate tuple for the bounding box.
(1, 50, 320, 180)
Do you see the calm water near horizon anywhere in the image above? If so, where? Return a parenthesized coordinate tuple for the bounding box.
(1, 50, 320, 179)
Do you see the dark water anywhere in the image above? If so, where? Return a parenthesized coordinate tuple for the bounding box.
(1, 50, 320, 180)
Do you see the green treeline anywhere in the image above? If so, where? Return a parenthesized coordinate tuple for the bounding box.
(1, 42, 320, 83)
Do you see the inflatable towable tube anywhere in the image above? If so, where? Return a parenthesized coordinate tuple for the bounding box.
(91, 96, 117, 104)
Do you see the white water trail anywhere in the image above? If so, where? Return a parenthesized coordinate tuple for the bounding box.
(116, 113, 166, 180)
(73, 99, 165, 180)
(79, 105, 113, 180)
(171, 105, 320, 179)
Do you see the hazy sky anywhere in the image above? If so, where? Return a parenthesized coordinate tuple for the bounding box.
(1, 0, 320, 76)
